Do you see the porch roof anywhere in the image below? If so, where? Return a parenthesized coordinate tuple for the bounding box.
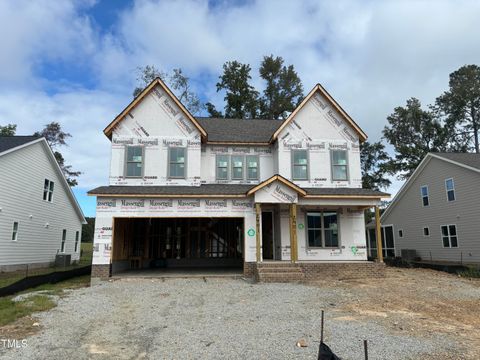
(88, 184, 389, 199)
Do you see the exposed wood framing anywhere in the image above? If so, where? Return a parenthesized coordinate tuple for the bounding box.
(256, 203, 262, 263)
(375, 206, 384, 263)
(247, 174, 307, 196)
(289, 203, 298, 262)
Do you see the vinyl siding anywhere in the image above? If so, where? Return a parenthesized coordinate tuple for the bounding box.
(383, 157, 480, 263)
(0, 142, 83, 266)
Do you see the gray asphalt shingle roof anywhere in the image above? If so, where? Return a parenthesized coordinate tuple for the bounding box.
(0, 136, 40, 153)
(196, 117, 283, 143)
(433, 152, 480, 171)
(88, 184, 388, 197)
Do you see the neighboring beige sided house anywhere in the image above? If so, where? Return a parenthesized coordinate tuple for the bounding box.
(88, 77, 389, 282)
(367, 153, 480, 264)
(0, 136, 86, 272)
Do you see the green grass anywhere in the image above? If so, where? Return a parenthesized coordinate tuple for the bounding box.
(459, 266, 480, 278)
(0, 275, 90, 327)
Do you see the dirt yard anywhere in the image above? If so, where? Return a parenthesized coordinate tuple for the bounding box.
(0, 267, 479, 359)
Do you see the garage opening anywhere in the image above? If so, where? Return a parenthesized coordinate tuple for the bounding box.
(111, 218, 244, 274)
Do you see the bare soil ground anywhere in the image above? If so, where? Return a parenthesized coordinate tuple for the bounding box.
(309, 267, 480, 359)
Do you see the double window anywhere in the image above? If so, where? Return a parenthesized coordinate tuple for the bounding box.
(306, 212, 339, 248)
(445, 178, 455, 202)
(126, 146, 143, 177)
(12, 222, 19, 241)
(421, 185, 429, 206)
(75, 231, 80, 252)
(441, 225, 458, 248)
(43, 179, 54, 202)
(331, 150, 348, 181)
(292, 150, 308, 180)
(61, 229, 67, 253)
(216, 155, 259, 181)
(168, 148, 186, 178)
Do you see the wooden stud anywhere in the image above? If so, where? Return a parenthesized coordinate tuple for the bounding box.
(375, 205, 384, 263)
(289, 203, 298, 262)
(255, 203, 262, 263)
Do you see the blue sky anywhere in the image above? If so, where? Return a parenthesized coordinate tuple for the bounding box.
(1, 0, 480, 217)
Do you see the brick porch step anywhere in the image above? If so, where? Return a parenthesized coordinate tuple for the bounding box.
(255, 263, 305, 283)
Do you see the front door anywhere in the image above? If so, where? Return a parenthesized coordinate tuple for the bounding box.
(261, 211, 274, 260)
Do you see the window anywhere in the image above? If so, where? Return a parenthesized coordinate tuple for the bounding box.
(246, 155, 259, 180)
(231, 156, 244, 180)
(331, 150, 348, 181)
(43, 179, 54, 202)
(168, 147, 186, 178)
(306, 212, 339, 248)
(11, 222, 18, 241)
(74, 231, 79, 252)
(126, 146, 143, 177)
(398, 229, 404, 238)
(423, 227, 430, 236)
(445, 178, 455, 202)
(216, 155, 229, 180)
(292, 150, 308, 180)
(61, 229, 66, 252)
(421, 185, 429, 206)
(441, 225, 458, 248)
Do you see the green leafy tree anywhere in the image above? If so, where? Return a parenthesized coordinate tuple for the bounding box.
(34, 122, 81, 186)
(383, 98, 448, 179)
(215, 61, 259, 119)
(360, 141, 391, 190)
(81, 217, 95, 243)
(134, 65, 201, 114)
(259, 55, 303, 119)
(205, 102, 223, 118)
(435, 64, 480, 153)
(0, 124, 16, 136)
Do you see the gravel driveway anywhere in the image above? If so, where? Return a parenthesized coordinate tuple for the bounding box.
(0, 273, 475, 360)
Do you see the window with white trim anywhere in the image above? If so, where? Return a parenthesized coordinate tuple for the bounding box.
(43, 179, 54, 202)
(12, 222, 19, 241)
(61, 229, 67, 253)
(421, 185, 429, 206)
(441, 225, 458, 248)
(306, 212, 339, 248)
(246, 155, 259, 180)
(168, 147, 186, 178)
(423, 227, 430, 236)
(331, 150, 348, 181)
(292, 150, 308, 180)
(74, 231, 80, 252)
(125, 146, 143, 177)
(445, 178, 455, 202)
(231, 156, 244, 180)
(216, 155, 229, 180)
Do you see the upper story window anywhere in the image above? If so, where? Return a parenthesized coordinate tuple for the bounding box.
(331, 150, 348, 181)
(126, 146, 143, 177)
(75, 231, 80, 252)
(216, 155, 229, 180)
(306, 211, 339, 248)
(61, 229, 67, 253)
(12, 222, 19, 241)
(292, 150, 308, 180)
(441, 224, 458, 248)
(168, 147, 186, 178)
(43, 179, 54, 202)
(231, 156, 244, 180)
(246, 155, 259, 180)
(421, 185, 429, 206)
(445, 178, 455, 202)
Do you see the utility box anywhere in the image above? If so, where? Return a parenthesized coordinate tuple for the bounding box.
(55, 254, 71, 267)
(401, 249, 417, 261)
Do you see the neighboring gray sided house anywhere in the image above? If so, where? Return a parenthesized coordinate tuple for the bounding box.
(367, 153, 480, 264)
(0, 136, 86, 272)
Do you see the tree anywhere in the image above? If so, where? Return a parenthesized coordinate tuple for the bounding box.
(216, 61, 260, 119)
(34, 122, 81, 186)
(0, 124, 16, 136)
(435, 64, 480, 153)
(383, 98, 448, 179)
(258, 55, 303, 119)
(134, 65, 201, 114)
(205, 102, 223, 118)
(81, 217, 95, 243)
(360, 141, 391, 190)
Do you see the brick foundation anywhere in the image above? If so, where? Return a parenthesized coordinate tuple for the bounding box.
(91, 264, 111, 279)
(243, 262, 256, 278)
